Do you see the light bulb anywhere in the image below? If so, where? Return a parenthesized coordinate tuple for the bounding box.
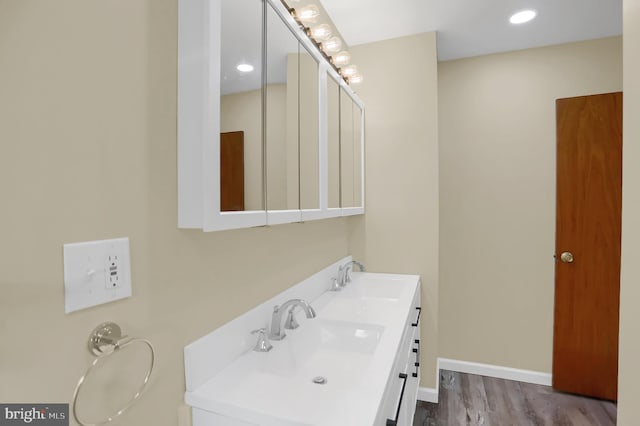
(509, 10, 537, 24)
(297, 4, 320, 24)
(341, 65, 358, 77)
(310, 24, 332, 41)
(236, 63, 254, 73)
(322, 36, 342, 53)
(333, 51, 351, 66)
(349, 73, 363, 84)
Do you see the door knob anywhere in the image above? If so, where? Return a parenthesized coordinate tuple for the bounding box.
(560, 252, 574, 263)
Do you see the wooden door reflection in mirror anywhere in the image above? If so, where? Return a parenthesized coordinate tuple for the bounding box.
(220, 131, 245, 212)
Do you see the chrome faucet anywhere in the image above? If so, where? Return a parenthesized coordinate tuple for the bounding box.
(338, 260, 366, 286)
(269, 299, 317, 340)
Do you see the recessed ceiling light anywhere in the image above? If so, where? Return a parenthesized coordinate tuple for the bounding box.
(510, 9, 537, 24)
(236, 63, 254, 73)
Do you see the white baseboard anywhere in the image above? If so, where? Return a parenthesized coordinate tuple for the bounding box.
(438, 358, 552, 386)
(416, 358, 552, 403)
(417, 387, 438, 403)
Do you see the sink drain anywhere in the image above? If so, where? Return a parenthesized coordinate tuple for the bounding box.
(312, 376, 327, 385)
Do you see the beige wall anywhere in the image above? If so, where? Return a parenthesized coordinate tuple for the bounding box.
(438, 37, 622, 372)
(348, 32, 440, 388)
(0, 2, 349, 425)
(618, 0, 640, 423)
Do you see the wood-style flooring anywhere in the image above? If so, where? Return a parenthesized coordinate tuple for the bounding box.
(413, 370, 617, 426)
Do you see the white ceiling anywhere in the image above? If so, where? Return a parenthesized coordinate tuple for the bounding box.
(320, 0, 622, 61)
(221, 0, 622, 94)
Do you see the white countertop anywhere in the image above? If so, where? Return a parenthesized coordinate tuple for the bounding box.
(185, 272, 420, 426)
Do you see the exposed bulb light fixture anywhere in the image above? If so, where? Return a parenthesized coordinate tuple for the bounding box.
(509, 9, 537, 24)
(236, 63, 254, 73)
(297, 4, 320, 24)
(341, 65, 358, 78)
(322, 36, 342, 53)
(333, 51, 351, 66)
(310, 24, 332, 41)
(349, 73, 363, 84)
(284, 1, 362, 86)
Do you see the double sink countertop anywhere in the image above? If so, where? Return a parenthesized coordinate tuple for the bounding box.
(185, 272, 420, 426)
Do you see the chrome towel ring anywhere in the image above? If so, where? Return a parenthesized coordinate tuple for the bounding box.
(72, 322, 155, 426)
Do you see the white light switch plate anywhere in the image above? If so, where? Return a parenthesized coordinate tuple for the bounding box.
(63, 237, 132, 313)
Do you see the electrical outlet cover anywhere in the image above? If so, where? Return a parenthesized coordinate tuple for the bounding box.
(63, 237, 132, 313)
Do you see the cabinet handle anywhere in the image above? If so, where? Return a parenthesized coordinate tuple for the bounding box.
(386, 373, 408, 426)
(411, 307, 422, 327)
(412, 339, 420, 378)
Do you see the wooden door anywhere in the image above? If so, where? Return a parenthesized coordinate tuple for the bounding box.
(553, 92, 622, 401)
(220, 131, 245, 212)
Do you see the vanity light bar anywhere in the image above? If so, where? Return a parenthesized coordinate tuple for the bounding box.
(280, 0, 361, 85)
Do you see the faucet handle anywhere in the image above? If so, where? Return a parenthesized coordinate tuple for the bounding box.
(284, 307, 299, 330)
(337, 265, 345, 286)
(329, 277, 341, 291)
(250, 328, 273, 352)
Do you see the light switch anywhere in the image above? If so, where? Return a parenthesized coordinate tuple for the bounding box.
(63, 237, 132, 313)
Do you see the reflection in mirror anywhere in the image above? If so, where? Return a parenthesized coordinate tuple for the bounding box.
(353, 103, 363, 207)
(219, 0, 263, 212)
(340, 87, 354, 207)
(340, 87, 363, 208)
(299, 47, 320, 210)
(266, 3, 300, 211)
(327, 76, 341, 209)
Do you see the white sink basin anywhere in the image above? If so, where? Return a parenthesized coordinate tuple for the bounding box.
(317, 273, 413, 323)
(341, 274, 408, 301)
(191, 320, 385, 425)
(258, 320, 384, 387)
(291, 318, 384, 355)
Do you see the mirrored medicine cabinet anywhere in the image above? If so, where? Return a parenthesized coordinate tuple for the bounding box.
(178, 0, 365, 231)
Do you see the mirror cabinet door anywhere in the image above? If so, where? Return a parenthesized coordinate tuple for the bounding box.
(340, 87, 356, 208)
(299, 47, 320, 211)
(327, 76, 341, 209)
(340, 90, 364, 209)
(265, 3, 300, 212)
(220, 0, 264, 212)
(178, 0, 364, 230)
(352, 102, 364, 208)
